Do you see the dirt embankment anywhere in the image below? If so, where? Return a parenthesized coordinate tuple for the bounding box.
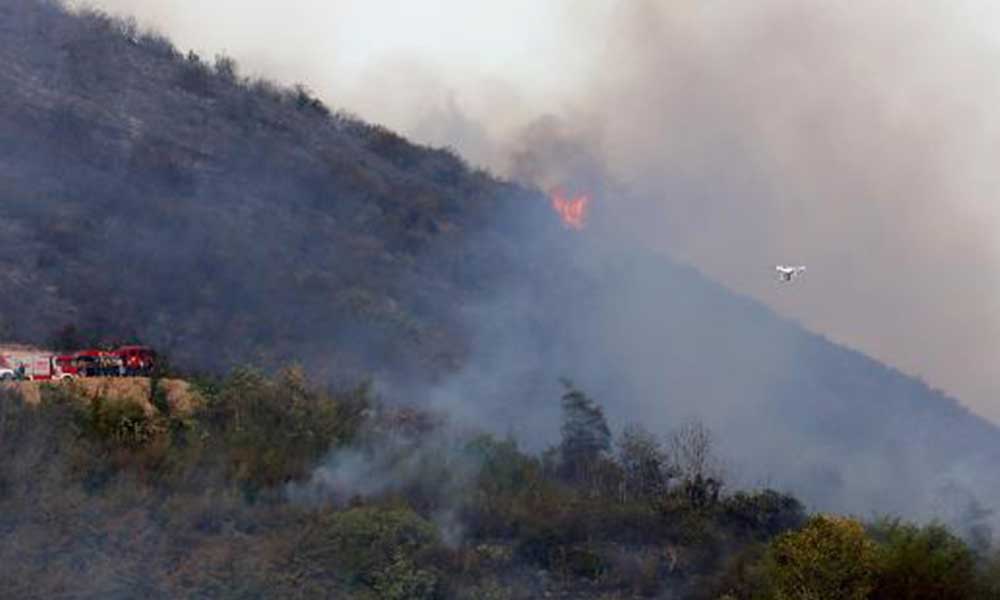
(1, 378, 201, 414)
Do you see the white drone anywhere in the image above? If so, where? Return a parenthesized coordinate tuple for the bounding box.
(776, 265, 806, 283)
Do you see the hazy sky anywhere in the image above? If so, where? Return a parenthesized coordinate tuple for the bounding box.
(77, 0, 1000, 423)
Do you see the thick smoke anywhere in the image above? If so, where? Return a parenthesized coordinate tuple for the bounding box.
(426, 1, 1000, 535)
(539, 1, 1000, 425)
(480, 1, 1000, 427)
(286, 419, 480, 547)
(66, 0, 1000, 536)
(78, 0, 1000, 424)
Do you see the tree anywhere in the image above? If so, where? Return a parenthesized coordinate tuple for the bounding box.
(868, 519, 977, 600)
(765, 514, 879, 600)
(558, 379, 611, 484)
(213, 54, 238, 82)
(667, 420, 719, 482)
(668, 420, 724, 507)
(618, 423, 668, 502)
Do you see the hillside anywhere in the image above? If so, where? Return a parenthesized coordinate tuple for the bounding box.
(2, 0, 1000, 539)
(7, 372, 999, 598)
(0, 0, 548, 384)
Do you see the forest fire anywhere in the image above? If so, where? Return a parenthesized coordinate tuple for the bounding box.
(550, 188, 591, 230)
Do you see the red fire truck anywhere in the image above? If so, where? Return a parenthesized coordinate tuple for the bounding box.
(61, 346, 157, 378)
(1, 346, 157, 381)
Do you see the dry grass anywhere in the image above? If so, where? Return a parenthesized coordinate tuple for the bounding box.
(0, 377, 200, 413)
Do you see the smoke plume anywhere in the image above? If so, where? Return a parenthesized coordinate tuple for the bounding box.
(65, 0, 1000, 535)
(77, 0, 1000, 424)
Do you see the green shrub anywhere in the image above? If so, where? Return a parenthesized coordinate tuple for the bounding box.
(312, 506, 441, 591)
(371, 551, 440, 600)
(869, 519, 978, 600)
(467, 434, 538, 496)
(764, 514, 879, 600)
(77, 395, 157, 450)
(723, 490, 806, 538)
(200, 366, 371, 492)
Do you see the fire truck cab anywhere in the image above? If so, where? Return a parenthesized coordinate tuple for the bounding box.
(0, 355, 14, 381)
(115, 345, 156, 376)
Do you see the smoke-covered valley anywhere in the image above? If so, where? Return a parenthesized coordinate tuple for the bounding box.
(3, 0, 1000, 549)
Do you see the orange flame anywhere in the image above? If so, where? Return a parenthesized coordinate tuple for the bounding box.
(550, 188, 590, 230)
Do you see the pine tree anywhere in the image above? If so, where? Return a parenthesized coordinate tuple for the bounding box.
(558, 379, 611, 483)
